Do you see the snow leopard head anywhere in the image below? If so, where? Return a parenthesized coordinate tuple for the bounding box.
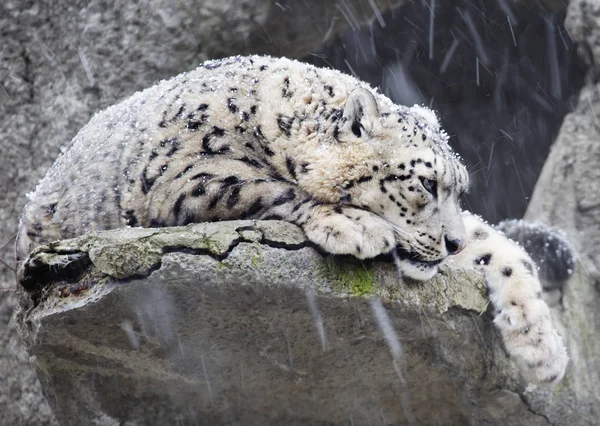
(308, 88, 469, 279)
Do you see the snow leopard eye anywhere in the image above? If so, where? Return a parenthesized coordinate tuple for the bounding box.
(420, 177, 437, 197)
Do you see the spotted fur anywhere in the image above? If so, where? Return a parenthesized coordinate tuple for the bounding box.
(17, 55, 469, 280)
(447, 212, 568, 385)
(17, 55, 566, 385)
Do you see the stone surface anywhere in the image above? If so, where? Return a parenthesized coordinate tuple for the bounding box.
(18, 220, 559, 426)
(524, 85, 600, 425)
(519, 0, 600, 423)
(0, 1, 399, 424)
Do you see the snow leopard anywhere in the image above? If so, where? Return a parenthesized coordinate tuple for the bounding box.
(17, 55, 568, 385)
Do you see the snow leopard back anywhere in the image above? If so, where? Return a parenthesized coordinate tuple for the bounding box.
(18, 55, 468, 270)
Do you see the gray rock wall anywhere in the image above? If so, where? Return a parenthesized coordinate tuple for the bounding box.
(522, 0, 600, 420)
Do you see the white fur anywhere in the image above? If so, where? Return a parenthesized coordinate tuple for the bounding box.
(446, 212, 568, 385)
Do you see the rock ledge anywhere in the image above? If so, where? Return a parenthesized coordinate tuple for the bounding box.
(17, 221, 555, 425)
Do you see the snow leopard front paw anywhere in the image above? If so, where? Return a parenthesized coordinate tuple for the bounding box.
(301, 205, 396, 259)
(452, 211, 569, 385)
(495, 298, 568, 385)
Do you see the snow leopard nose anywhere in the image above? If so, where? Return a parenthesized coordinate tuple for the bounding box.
(444, 236, 465, 255)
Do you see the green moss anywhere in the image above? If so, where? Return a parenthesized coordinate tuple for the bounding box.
(319, 258, 375, 297)
(250, 243, 265, 269)
(200, 234, 219, 253)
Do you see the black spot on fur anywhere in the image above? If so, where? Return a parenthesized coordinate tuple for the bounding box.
(273, 188, 296, 206)
(149, 218, 167, 228)
(187, 114, 208, 131)
(250, 105, 258, 114)
(191, 184, 206, 197)
(171, 104, 185, 122)
(168, 139, 181, 156)
(263, 146, 276, 157)
(282, 77, 293, 99)
(351, 120, 362, 138)
(425, 161, 432, 168)
(473, 229, 488, 240)
(202, 127, 229, 154)
(254, 125, 265, 140)
(227, 186, 241, 208)
(299, 162, 310, 174)
(180, 212, 196, 226)
(239, 156, 264, 169)
(259, 65, 268, 71)
(333, 125, 340, 141)
(502, 267, 513, 277)
(141, 167, 156, 194)
(221, 176, 240, 187)
(190, 172, 215, 181)
(286, 156, 297, 179)
(277, 114, 294, 136)
(334, 206, 343, 214)
(475, 253, 492, 266)
(372, 165, 379, 172)
(124, 210, 138, 226)
(263, 214, 283, 220)
(227, 98, 238, 113)
(44, 203, 57, 216)
(241, 111, 250, 121)
(521, 259, 534, 275)
(245, 142, 255, 150)
(357, 176, 372, 184)
(205, 61, 221, 70)
(243, 197, 263, 218)
(291, 196, 313, 213)
(324, 85, 334, 97)
(173, 194, 186, 219)
(197, 103, 208, 111)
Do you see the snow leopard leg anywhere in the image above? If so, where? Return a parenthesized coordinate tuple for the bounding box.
(448, 211, 568, 385)
(186, 175, 397, 259)
(293, 204, 397, 259)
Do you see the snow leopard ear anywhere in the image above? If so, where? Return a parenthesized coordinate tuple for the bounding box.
(342, 88, 380, 138)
